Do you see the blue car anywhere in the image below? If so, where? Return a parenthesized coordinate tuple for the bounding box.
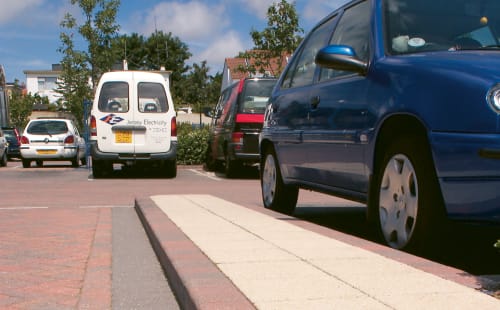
(259, 0, 500, 250)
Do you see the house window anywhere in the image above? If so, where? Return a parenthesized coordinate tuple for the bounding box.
(37, 77, 57, 91)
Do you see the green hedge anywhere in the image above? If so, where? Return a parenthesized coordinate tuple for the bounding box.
(176, 122, 210, 165)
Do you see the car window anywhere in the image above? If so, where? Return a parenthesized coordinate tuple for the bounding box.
(238, 79, 276, 114)
(138, 82, 168, 113)
(27, 121, 69, 135)
(320, 0, 371, 81)
(98, 82, 129, 112)
(384, 0, 500, 54)
(213, 84, 235, 126)
(281, 16, 338, 89)
(222, 85, 240, 126)
(72, 124, 80, 136)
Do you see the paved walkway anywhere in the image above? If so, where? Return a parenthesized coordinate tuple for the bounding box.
(136, 194, 500, 310)
(0, 207, 111, 309)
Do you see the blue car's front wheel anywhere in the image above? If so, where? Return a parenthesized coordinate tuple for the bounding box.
(260, 147, 298, 215)
(374, 135, 445, 250)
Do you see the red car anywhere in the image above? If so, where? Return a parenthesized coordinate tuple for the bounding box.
(205, 77, 277, 177)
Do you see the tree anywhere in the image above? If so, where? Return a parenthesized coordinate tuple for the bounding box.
(57, 13, 92, 129)
(239, 0, 303, 77)
(8, 81, 36, 129)
(178, 61, 210, 123)
(57, 0, 120, 128)
(73, 0, 121, 88)
(206, 72, 222, 111)
(174, 62, 221, 123)
(112, 31, 192, 104)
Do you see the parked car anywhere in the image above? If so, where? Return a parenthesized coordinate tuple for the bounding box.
(0, 128, 7, 167)
(205, 77, 277, 177)
(259, 0, 500, 250)
(1, 126, 21, 159)
(20, 118, 86, 168)
(89, 71, 177, 178)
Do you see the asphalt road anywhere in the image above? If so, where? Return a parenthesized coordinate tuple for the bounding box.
(0, 159, 498, 306)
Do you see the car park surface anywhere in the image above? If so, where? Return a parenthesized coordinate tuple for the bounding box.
(0, 161, 498, 308)
(19, 118, 86, 168)
(259, 0, 500, 250)
(205, 77, 277, 177)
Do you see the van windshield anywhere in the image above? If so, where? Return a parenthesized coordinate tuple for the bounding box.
(238, 79, 276, 114)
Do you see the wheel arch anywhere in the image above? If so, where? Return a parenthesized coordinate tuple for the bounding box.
(367, 114, 432, 221)
(259, 139, 274, 161)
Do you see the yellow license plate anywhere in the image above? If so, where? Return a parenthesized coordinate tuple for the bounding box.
(37, 150, 57, 155)
(115, 130, 132, 143)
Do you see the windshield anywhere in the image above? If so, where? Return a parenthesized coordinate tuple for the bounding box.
(384, 0, 500, 54)
(27, 121, 68, 135)
(238, 79, 276, 114)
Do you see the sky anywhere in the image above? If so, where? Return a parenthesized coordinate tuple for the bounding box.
(0, 0, 349, 83)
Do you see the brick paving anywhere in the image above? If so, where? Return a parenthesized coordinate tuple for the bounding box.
(0, 207, 112, 310)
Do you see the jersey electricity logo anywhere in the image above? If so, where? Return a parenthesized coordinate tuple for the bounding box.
(100, 114, 124, 125)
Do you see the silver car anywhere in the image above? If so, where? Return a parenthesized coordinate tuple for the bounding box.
(20, 118, 86, 168)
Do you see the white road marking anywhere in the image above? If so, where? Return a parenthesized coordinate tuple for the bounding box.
(189, 169, 222, 181)
(0, 207, 49, 210)
(79, 205, 133, 208)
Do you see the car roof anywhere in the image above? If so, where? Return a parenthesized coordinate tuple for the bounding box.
(99, 71, 170, 84)
(30, 118, 72, 122)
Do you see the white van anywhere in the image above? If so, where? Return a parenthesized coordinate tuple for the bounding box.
(89, 71, 177, 178)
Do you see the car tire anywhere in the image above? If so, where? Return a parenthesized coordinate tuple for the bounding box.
(22, 159, 31, 168)
(372, 135, 445, 251)
(224, 153, 240, 178)
(204, 145, 216, 172)
(0, 151, 7, 167)
(71, 154, 79, 167)
(36, 160, 43, 167)
(81, 156, 87, 166)
(260, 147, 298, 215)
(164, 159, 177, 178)
(92, 159, 112, 179)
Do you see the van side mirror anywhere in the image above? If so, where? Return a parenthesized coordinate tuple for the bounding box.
(315, 45, 368, 75)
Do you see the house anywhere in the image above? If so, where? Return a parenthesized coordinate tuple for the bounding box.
(23, 64, 62, 104)
(221, 51, 290, 91)
(0, 65, 8, 126)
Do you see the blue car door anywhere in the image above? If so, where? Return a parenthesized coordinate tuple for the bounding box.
(269, 14, 339, 181)
(302, 0, 373, 193)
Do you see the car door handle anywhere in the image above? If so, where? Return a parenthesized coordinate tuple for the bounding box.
(310, 96, 320, 109)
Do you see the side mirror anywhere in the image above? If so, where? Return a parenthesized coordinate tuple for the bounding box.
(315, 45, 368, 75)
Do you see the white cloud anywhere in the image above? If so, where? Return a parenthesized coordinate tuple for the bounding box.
(0, 0, 44, 24)
(136, 1, 228, 43)
(238, 0, 275, 19)
(193, 31, 248, 73)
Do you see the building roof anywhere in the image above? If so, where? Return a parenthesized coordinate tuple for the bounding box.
(225, 58, 249, 80)
(221, 51, 290, 92)
(225, 51, 290, 80)
(23, 70, 62, 76)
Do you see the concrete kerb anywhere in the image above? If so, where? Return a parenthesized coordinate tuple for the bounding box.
(134, 197, 255, 310)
